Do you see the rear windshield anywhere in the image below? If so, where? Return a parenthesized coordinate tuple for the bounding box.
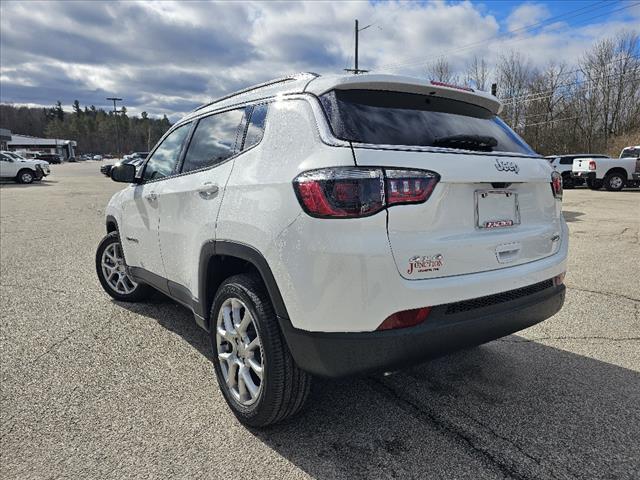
(319, 89, 536, 155)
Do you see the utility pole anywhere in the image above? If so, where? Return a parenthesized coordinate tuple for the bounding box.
(106, 97, 123, 157)
(345, 19, 372, 74)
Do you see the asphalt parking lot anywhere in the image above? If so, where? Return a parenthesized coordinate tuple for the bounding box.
(1, 161, 639, 480)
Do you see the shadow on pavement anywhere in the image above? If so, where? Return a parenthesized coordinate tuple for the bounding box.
(116, 298, 640, 480)
(0, 180, 57, 188)
(561, 209, 585, 222)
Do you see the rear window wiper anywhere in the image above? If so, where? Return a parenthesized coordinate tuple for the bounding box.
(433, 134, 498, 152)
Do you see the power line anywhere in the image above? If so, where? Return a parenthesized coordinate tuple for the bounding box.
(502, 69, 640, 105)
(374, 0, 619, 72)
(374, 1, 639, 74)
(502, 61, 640, 102)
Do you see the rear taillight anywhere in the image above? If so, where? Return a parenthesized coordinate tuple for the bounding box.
(293, 167, 439, 218)
(589, 160, 597, 171)
(377, 307, 432, 331)
(551, 171, 563, 200)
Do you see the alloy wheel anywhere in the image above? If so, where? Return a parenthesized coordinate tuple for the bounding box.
(101, 242, 138, 294)
(216, 297, 264, 406)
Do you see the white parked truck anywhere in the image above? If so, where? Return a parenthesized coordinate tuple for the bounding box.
(571, 148, 640, 191)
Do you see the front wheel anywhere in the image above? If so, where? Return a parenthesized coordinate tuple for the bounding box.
(95, 232, 152, 302)
(210, 274, 311, 427)
(16, 169, 34, 184)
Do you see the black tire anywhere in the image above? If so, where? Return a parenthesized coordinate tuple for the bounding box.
(603, 172, 626, 191)
(95, 232, 152, 302)
(561, 173, 575, 189)
(210, 273, 311, 427)
(16, 169, 34, 184)
(587, 179, 603, 190)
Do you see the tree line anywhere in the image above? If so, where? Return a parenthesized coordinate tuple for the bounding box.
(427, 30, 640, 156)
(0, 101, 172, 155)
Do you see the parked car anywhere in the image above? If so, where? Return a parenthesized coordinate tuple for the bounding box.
(93, 155, 103, 161)
(1, 151, 51, 177)
(571, 154, 640, 191)
(546, 154, 609, 188)
(131, 151, 149, 160)
(35, 153, 62, 164)
(0, 151, 47, 183)
(95, 73, 567, 427)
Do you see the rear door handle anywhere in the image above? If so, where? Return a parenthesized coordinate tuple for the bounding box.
(198, 183, 219, 199)
(145, 192, 157, 202)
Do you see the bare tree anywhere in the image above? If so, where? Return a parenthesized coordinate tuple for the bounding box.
(464, 56, 489, 91)
(496, 51, 534, 130)
(427, 58, 458, 83)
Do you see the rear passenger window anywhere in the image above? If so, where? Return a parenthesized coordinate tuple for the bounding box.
(243, 104, 268, 150)
(560, 158, 573, 165)
(181, 108, 245, 173)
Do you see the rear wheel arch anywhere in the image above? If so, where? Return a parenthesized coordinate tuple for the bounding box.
(198, 241, 289, 329)
(604, 167, 628, 180)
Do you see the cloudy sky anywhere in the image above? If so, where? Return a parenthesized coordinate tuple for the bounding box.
(1, 0, 638, 120)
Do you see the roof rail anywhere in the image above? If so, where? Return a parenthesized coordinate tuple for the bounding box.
(192, 72, 320, 113)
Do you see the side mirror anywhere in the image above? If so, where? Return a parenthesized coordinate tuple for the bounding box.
(111, 163, 138, 183)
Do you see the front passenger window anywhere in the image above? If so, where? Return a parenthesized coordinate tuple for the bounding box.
(142, 124, 191, 181)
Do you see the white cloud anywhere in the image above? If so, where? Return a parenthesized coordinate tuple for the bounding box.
(0, 0, 637, 119)
(506, 3, 551, 32)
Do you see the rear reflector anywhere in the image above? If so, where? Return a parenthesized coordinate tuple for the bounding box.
(377, 307, 432, 331)
(553, 272, 565, 286)
(293, 167, 439, 218)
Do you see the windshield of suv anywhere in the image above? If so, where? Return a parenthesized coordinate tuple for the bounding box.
(620, 147, 640, 158)
(319, 89, 536, 155)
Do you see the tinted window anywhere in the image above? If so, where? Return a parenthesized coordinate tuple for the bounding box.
(621, 148, 640, 158)
(320, 89, 536, 155)
(181, 109, 245, 173)
(560, 157, 573, 165)
(143, 124, 191, 181)
(243, 104, 268, 150)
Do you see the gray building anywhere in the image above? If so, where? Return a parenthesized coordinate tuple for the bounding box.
(0, 128, 11, 150)
(7, 134, 77, 160)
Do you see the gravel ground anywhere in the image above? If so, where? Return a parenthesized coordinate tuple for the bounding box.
(1, 162, 639, 480)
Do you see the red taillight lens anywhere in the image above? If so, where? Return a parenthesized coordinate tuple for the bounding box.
(589, 160, 597, 171)
(377, 307, 432, 331)
(293, 167, 439, 219)
(551, 171, 563, 200)
(293, 168, 385, 218)
(385, 169, 439, 206)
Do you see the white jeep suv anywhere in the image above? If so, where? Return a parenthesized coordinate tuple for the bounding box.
(96, 73, 568, 427)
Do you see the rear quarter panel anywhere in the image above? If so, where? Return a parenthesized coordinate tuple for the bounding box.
(210, 98, 355, 300)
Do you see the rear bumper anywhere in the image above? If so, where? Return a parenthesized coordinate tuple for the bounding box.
(281, 282, 565, 378)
